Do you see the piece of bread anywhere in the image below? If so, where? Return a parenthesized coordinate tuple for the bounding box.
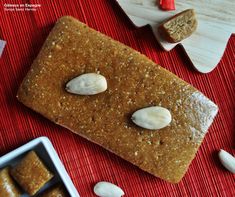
(10, 151, 53, 195)
(158, 9, 198, 43)
(17, 16, 218, 183)
(0, 167, 21, 197)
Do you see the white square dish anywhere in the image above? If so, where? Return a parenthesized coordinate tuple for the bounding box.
(0, 136, 80, 197)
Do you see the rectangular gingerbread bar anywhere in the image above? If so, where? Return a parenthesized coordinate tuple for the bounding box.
(17, 16, 218, 183)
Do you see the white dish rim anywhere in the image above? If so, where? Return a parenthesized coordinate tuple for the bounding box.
(0, 136, 80, 197)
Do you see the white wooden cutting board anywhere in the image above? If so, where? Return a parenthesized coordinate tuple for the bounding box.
(116, 0, 235, 73)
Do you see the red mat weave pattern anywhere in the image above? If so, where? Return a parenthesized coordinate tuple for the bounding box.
(0, 0, 234, 196)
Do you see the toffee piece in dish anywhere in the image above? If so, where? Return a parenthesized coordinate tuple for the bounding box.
(17, 16, 218, 183)
(0, 167, 21, 197)
(41, 184, 68, 197)
(10, 151, 53, 196)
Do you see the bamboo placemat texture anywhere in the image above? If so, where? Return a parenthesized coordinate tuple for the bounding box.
(0, 0, 234, 196)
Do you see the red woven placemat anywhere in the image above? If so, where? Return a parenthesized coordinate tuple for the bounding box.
(0, 0, 234, 196)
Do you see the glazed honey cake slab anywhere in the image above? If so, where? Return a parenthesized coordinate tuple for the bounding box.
(17, 16, 218, 183)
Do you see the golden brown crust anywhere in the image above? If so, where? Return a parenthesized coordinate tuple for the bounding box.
(0, 167, 21, 197)
(158, 9, 198, 43)
(10, 151, 53, 195)
(17, 16, 218, 183)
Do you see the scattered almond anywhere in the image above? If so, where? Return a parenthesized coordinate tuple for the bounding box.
(65, 73, 107, 95)
(131, 106, 172, 130)
(0, 40, 6, 58)
(218, 149, 235, 173)
(94, 181, 124, 197)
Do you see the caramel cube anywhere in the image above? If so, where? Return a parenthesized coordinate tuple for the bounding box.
(11, 151, 53, 195)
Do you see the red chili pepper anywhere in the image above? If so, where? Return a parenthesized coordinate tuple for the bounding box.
(159, 0, 175, 11)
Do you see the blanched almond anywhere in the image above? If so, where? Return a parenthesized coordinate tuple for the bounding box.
(218, 149, 235, 173)
(94, 181, 124, 197)
(66, 73, 107, 95)
(131, 106, 172, 130)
